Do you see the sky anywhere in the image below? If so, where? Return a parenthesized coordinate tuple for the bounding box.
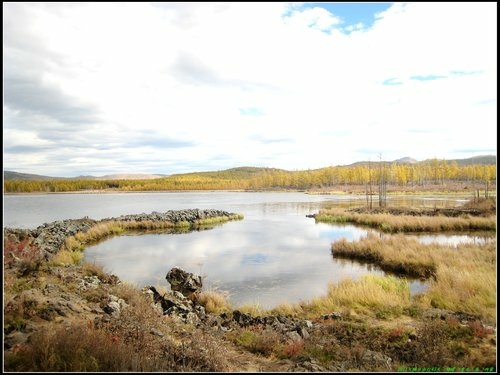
(3, 2, 497, 177)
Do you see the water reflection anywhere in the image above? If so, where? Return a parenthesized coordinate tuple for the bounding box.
(409, 232, 495, 246)
(85, 216, 381, 309)
(85, 216, 435, 309)
(5, 191, 484, 308)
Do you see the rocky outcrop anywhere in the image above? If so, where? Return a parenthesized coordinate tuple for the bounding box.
(147, 268, 315, 340)
(32, 218, 97, 256)
(166, 267, 202, 300)
(110, 209, 236, 223)
(3, 209, 241, 259)
(147, 285, 206, 325)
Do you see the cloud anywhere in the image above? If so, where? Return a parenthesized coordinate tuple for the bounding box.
(171, 52, 224, 86)
(4, 75, 101, 125)
(3, 2, 497, 176)
(239, 107, 265, 116)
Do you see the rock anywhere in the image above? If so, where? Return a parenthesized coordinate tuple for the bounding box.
(322, 312, 342, 320)
(150, 328, 165, 337)
(361, 349, 392, 370)
(232, 310, 254, 327)
(66, 302, 84, 313)
(103, 295, 127, 318)
(77, 276, 101, 291)
(291, 356, 328, 372)
(103, 301, 121, 317)
(286, 331, 302, 341)
(297, 327, 310, 339)
(166, 267, 202, 300)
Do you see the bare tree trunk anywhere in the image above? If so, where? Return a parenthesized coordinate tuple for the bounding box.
(378, 154, 387, 208)
(369, 160, 373, 209)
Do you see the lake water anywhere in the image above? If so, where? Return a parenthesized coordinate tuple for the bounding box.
(3, 192, 478, 308)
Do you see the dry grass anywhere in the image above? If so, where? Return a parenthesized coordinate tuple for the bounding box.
(51, 249, 84, 265)
(332, 233, 437, 278)
(316, 208, 496, 233)
(422, 241, 497, 322)
(230, 326, 282, 356)
(330, 235, 496, 322)
(197, 290, 232, 314)
(5, 322, 143, 372)
(196, 214, 244, 227)
(300, 275, 411, 319)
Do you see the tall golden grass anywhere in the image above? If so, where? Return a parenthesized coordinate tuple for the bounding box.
(332, 233, 437, 278)
(330, 235, 496, 322)
(300, 275, 411, 318)
(197, 290, 232, 314)
(316, 208, 496, 233)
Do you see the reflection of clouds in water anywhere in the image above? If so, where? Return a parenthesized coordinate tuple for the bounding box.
(82, 193, 473, 309)
(411, 233, 494, 246)
(86, 223, 376, 308)
(241, 253, 268, 265)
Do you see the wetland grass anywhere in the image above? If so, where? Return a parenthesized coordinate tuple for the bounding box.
(331, 235, 496, 322)
(315, 208, 496, 233)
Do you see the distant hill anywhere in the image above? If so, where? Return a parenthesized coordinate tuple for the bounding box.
(4, 155, 495, 181)
(4, 171, 167, 181)
(449, 155, 496, 166)
(94, 174, 166, 180)
(170, 166, 286, 179)
(3, 171, 67, 181)
(393, 157, 418, 164)
(348, 155, 495, 167)
(348, 157, 418, 167)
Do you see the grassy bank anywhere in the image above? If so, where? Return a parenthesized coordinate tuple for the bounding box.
(329, 235, 496, 322)
(4, 200, 496, 371)
(315, 208, 496, 233)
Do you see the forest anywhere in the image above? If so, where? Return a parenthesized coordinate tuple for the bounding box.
(4, 159, 496, 194)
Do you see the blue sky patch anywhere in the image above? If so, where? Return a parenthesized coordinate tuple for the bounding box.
(410, 75, 447, 81)
(450, 70, 483, 76)
(301, 2, 393, 30)
(382, 78, 402, 86)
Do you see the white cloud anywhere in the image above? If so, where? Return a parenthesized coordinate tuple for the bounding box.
(3, 2, 496, 176)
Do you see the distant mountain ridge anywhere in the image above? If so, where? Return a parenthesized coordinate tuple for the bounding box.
(347, 155, 495, 167)
(4, 155, 496, 181)
(3, 171, 167, 181)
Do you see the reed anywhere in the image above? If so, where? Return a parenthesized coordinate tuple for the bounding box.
(332, 233, 437, 278)
(330, 235, 496, 322)
(299, 275, 411, 318)
(316, 208, 496, 232)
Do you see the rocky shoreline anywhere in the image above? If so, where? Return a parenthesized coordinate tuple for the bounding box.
(4, 209, 239, 259)
(4, 209, 496, 372)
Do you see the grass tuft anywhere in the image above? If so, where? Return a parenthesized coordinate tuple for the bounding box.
(197, 290, 232, 314)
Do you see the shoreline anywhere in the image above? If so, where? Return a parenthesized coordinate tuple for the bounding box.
(4, 189, 494, 197)
(4, 201, 496, 371)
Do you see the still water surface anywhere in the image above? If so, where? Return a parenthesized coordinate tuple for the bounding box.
(4, 192, 477, 308)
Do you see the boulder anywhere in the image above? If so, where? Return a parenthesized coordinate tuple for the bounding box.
(166, 267, 202, 300)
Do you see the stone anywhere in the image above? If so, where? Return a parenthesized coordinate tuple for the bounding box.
(166, 267, 202, 300)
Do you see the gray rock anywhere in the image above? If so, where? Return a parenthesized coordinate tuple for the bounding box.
(166, 267, 203, 299)
(361, 349, 392, 369)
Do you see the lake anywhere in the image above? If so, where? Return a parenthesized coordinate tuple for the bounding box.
(3, 191, 476, 308)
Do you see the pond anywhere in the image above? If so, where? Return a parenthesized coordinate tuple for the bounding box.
(4, 191, 481, 309)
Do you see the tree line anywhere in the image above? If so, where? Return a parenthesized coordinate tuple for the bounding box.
(4, 160, 496, 193)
